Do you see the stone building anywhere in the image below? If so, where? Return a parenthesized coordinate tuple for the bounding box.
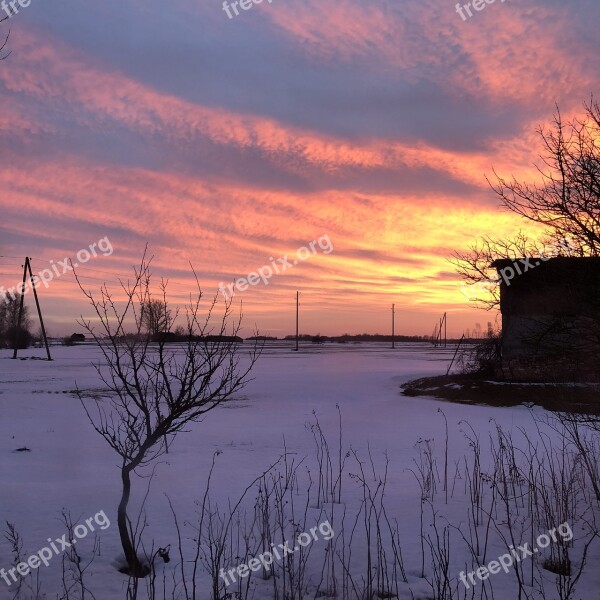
(492, 256, 600, 382)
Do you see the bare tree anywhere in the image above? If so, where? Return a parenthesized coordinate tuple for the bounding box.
(453, 98, 600, 307)
(140, 297, 170, 338)
(75, 255, 260, 577)
(450, 232, 543, 309)
(0, 293, 32, 348)
(491, 99, 600, 255)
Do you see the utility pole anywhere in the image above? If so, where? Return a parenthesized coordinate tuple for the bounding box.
(444, 313, 448, 348)
(391, 303, 395, 349)
(13, 257, 52, 361)
(13, 258, 28, 358)
(294, 291, 299, 351)
(437, 312, 447, 348)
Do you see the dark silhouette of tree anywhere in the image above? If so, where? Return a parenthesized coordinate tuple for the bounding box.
(491, 99, 600, 255)
(452, 98, 600, 308)
(0, 293, 32, 348)
(140, 297, 170, 337)
(451, 233, 542, 309)
(75, 256, 260, 578)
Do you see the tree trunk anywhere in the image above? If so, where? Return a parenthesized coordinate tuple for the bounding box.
(118, 466, 147, 577)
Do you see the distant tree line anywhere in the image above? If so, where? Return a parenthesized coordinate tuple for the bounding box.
(118, 299, 243, 343)
(282, 333, 434, 343)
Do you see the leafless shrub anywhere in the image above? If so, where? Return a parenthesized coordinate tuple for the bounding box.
(74, 252, 260, 577)
(58, 511, 99, 600)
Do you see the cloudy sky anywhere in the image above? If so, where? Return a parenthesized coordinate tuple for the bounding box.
(0, 0, 598, 337)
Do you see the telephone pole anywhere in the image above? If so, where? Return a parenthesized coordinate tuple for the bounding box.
(442, 312, 447, 347)
(391, 303, 395, 349)
(294, 291, 299, 351)
(13, 257, 52, 361)
(437, 312, 447, 348)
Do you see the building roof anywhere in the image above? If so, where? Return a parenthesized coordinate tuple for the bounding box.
(491, 256, 600, 269)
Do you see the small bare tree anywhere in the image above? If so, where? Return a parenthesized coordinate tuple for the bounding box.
(75, 255, 260, 577)
(0, 293, 33, 348)
(140, 298, 170, 338)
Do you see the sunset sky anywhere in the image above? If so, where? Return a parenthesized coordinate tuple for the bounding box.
(1, 0, 599, 338)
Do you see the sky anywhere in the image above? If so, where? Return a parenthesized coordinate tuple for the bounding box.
(0, 0, 599, 338)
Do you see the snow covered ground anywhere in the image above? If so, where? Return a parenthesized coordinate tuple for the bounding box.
(1, 343, 598, 599)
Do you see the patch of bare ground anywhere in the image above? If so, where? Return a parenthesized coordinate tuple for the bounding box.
(402, 374, 600, 415)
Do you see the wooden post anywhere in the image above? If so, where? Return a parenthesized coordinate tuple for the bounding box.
(432, 313, 447, 348)
(391, 304, 395, 349)
(12, 259, 28, 359)
(28, 259, 52, 360)
(12, 257, 52, 361)
(294, 291, 299, 351)
(444, 313, 448, 348)
(447, 334, 465, 375)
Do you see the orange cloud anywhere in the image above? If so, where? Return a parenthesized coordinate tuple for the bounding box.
(0, 8, 594, 336)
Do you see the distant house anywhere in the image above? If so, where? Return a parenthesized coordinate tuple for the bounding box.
(492, 257, 600, 382)
(70, 333, 86, 343)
